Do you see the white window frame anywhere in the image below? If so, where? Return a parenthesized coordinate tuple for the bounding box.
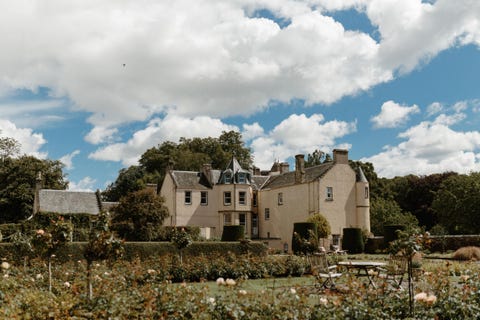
(224, 191, 232, 205)
(184, 190, 192, 204)
(201, 191, 208, 205)
(265, 208, 270, 220)
(238, 173, 246, 183)
(239, 191, 246, 205)
(326, 187, 333, 200)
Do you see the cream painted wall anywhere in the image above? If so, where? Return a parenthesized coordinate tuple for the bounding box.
(160, 174, 176, 226)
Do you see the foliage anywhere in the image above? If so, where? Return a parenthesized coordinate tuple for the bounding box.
(221, 225, 245, 241)
(104, 131, 252, 201)
(432, 172, 480, 234)
(0, 155, 67, 223)
(305, 149, 332, 167)
(31, 217, 73, 259)
(306, 213, 331, 238)
(0, 135, 20, 162)
(342, 228, 365, 253)
(370, 198, 418, 236)
(292, 222, 317, 255)
(111, 189, 169, 241)
(84, 211, 124, 263)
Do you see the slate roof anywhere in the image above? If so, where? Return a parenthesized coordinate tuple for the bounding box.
(38, 189, 101, 215)
(262, 162, 335, 189)
(170, 170, 219, 189)
(251, 175, 270, 190)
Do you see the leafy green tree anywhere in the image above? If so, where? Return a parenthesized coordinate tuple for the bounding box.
(370, 198, 419, 235)
(432, 172, 480, 234)
(0, 136, 20, 163)
(111, 189, 169, 241)
(102, 166, 147, 202)
(0, 155, 67, 223)
(306, 213, 331, 238)
(305, 150, 325, 168)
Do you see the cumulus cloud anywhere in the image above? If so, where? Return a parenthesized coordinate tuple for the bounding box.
(426, 102, 444, 117)
(250, 113, 356, 169)
(363, 114, 480, 177)
(89, 115, 238, 166)
(59, 150, 80, 170)
(371, 100, 420, 128)
(68, 176, 97, 192)
(242, 122, 264, 141)
(0, 119, 47, 158)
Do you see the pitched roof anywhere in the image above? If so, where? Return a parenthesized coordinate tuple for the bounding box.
(38, 189, 101, 215)
(170, 170, 219, 189)
(224, 157, 249, 174)
(251, 175, 270, 190)
(262, 162, 334, 189)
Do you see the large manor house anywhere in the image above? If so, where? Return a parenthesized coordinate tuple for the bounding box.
(160, 149, 370, 251)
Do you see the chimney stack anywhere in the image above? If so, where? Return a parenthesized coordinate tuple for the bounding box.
(295, 154, 305, 184)
(333, 149, 348, 164)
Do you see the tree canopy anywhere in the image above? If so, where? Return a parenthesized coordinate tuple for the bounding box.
(0, 155, 67, 223)
(103, 130, 252, 201)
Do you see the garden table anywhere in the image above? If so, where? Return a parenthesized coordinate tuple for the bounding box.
(338, 261, 386, 289)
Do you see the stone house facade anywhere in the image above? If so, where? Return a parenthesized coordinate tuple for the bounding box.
(160, 149, 370, 251)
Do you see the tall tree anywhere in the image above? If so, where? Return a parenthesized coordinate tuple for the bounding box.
(102, 166, 147, 202)
(0, 136, 20, 163)
(432, 172, 480, 234)
(0, 156, 67, 223)
(305, 150, 325, 168)
(111, 189, 169, 241)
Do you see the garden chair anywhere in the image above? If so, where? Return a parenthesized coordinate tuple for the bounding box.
(307, 253, 343, 290)
(378, 255, 408, 289)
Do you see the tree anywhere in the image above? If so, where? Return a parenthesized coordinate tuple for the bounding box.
(0, 136, 20, 163)
(432, 173, 480, 234)
(111, 189, 169, 241)
(370, 198, 419, 236)
(306, 213, 331, 238)
(305, 150, 325, 168)
(0, 155, 67, 223)
(106, 130, 253, 200)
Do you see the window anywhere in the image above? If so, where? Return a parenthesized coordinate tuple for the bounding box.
(238, 173, 246, 183)
(239, 213, 246, 230)
(253, 193, 257, 207)
(278, 192, 283, 205)
(224, 173, 231, 184)
(265, 208, 270, 220)
(201, 191, 208, 205)
(224, 213, 232, 225)
(365, 186, 369, 199)
(326, 187, 333, 200)
(184, 191, 192, 204)
(239, 191, 246, 205)
(224, 191, 232, 205)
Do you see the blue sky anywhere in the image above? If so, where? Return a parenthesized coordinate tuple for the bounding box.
(1, 0, 480, 191)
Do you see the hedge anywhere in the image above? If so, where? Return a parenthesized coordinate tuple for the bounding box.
(221, 225, 245, 241)
(342, 228, 364, 253)
(0, 241, 268, 262)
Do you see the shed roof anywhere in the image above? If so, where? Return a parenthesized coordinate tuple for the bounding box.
(38, 189, 101, 215)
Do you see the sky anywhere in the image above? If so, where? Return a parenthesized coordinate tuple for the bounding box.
(1, 0, 480, 191)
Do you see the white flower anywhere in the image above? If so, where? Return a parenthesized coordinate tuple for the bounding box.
(216, 277, 225, 285)
(1, 262, 10, 270)
(290, 288, 296, 294)
(460, 275, 470, 282)
(3, 274, 8, 278)
(414, 292, 428, 302)
(238, 289, 247, 295)
(147, 269, 156, 275)
(319, 297, 328, 306)
(36, 274, 44, 280)
(426, 294, 437, 305)
(225, 278, 236, 286)
(36, 229, 45, 236)
(64, 281, 71, 288)
(208, 297, 216, 305)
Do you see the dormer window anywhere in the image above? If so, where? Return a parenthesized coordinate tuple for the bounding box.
(238, 173, 246, 183)
(224, 173, 231, 184)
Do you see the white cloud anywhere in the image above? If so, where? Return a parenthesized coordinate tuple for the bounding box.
(371, 100, 420, 128)
(250, 113, 356, 169)
(363, 114, 480, 177)
(426, 102, 443, 117)
(89, 115, 238, 166)
(242, 122, 264, 141)
(68, 176, 97, 192)
(59, 150, 80, 170)
(0, 0, 479, 144)
(0, 99, 65, 128)
(0, 119, 47, 158)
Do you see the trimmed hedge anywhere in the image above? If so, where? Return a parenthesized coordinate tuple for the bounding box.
(221, 225, 245, 241)
(342, 228, 364, 253)
(0, 241, 268, 262)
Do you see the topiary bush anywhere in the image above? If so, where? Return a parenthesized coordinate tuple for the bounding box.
(452, 246, 480, 261)
(292, 222, 317, 255)
(342, 228, 364, 253)
(221, 225, 245, 241)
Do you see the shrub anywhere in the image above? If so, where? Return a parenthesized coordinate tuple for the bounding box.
(342, 228, 364, 253)
(383, 225, 405, 247)
(221, 225, 245, 241)
(292, 222, 317, 254)
(452, 246, 480, 261)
